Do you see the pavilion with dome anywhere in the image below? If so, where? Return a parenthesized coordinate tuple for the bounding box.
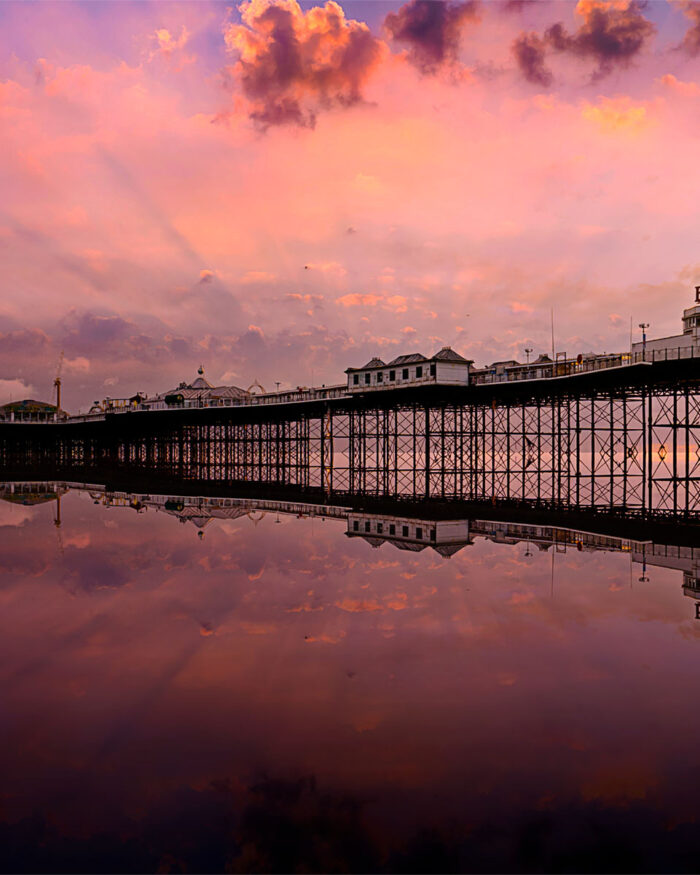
(145, 367, 250, 410)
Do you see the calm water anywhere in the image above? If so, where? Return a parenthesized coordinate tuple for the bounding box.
(2, 485, 700, 873)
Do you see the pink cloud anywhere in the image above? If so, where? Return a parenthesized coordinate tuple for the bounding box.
(0, 0, 699, 409)
(658, 72, 700, 97)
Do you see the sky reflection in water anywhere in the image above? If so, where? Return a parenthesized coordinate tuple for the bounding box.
(1, 489, 700, 873)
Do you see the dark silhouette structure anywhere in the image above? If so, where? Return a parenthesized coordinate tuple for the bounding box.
(3, 357, 700, 520)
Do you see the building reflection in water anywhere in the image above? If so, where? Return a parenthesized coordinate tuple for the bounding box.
(1, 480, 700, 873)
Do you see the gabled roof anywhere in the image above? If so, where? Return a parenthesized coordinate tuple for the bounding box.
(387, 353, 428, 366)
(393, 541, 428, 552)
(190, 376, 213, 390)
(347, 347, 472, 372)
(432, 347, 471, 363)
(362, 536, 385, 548)
(210, 385, 249, 399)
(434, 544, 466, 558)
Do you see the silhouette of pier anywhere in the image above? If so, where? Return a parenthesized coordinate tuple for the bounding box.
(3, 358, 700, 519)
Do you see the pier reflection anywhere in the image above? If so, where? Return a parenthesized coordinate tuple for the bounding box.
(3, 477, 700, 616)
(1, 479, 700, 873)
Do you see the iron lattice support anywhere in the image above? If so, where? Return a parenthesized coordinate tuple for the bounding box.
(3, 384, 700, 519)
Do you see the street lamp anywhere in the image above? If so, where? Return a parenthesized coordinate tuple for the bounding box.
(638, 322, 649, 360)
(524, 347, 533, 364)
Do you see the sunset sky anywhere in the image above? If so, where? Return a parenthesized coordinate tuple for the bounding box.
(2, 0, 700, 409)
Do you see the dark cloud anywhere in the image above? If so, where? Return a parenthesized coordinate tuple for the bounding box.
(512, 1, 655, 85)
(544, 0, 655, 79)
(0, 328, 50, 355)
(501, 0, 536, 11)
(224, 1, 385, 130)
(166, 336, 193, 358)
(512, 32, 553, 86)
(235, 324, 267, 358)
(60, 311, 136, 353)
(678, 1, 700, 55)
(384, 0, 480, 73)
(251, 96, 315, 130)
(69, 553, 131, 593)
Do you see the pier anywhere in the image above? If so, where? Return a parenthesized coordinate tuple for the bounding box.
(3, 299, 700, 520)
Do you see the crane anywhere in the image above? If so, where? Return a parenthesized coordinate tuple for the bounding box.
(53, 350, 64, 411)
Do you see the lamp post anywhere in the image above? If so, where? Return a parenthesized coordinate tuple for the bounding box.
(524, 347, 532, 364)
(638, 322, 649, 360)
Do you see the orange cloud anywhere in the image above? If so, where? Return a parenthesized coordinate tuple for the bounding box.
(335, 596, 383, 612)
(336, 293, 382, 308)
(581, 96, 649, 132)
(658, 73, 700, 97)
(150, 26, 193, 63)
(224, 0, 387, 128)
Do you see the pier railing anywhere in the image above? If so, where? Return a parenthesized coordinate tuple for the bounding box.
(60, 345, 700, 422)
(470, 345, 698, 386)
(67, 384, 349, 422)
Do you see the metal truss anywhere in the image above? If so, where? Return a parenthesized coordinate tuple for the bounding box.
(3, 386, 700, 519)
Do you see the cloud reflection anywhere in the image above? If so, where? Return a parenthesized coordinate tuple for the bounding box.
(0, 488, 699, 872)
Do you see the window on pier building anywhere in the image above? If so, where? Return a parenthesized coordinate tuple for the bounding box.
(353, 520, 359, 531)
(402, 368, 409, 380)
(402, 525, 409, 537)
(389, 524, 396, 535)
(430, 529, 436, 541)
(416, 527, 423, 539)
(377, 523, 383, 533)
(430, 363, 436, 377)
(389, 370, 395, 381)
(365, 373, 370, 385)
(416, 366, 423, 378)
(353, 374, 359, 385)
(377, 372, 383, 383)
(365, 521, 371, 532)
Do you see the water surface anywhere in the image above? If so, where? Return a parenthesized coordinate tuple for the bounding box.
(1, 485, 700, 873)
